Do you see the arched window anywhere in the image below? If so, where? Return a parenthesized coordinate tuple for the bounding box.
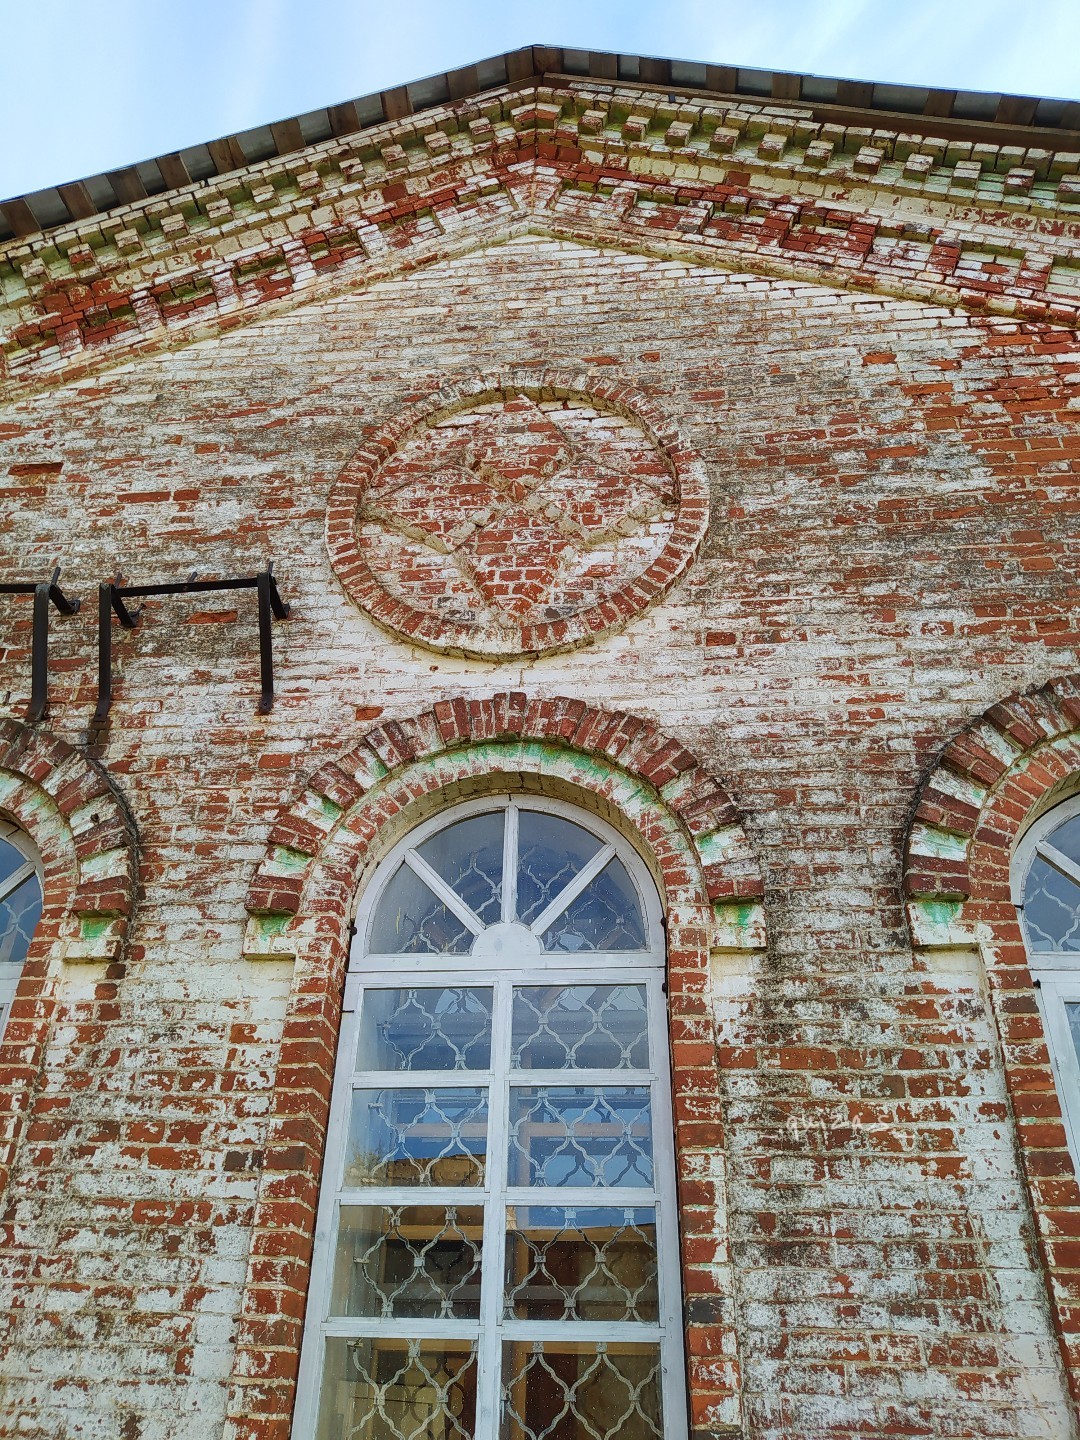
(0, 818, 44, 1036)
(293, 796, 687, 1440)
(1014, 794, 1080, 1162)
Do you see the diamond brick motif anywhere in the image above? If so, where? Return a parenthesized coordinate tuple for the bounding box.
(329, 373, 710, 657)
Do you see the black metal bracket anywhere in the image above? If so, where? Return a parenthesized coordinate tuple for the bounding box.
(95, 563, 290, 720)
(0, 567, 81, 723)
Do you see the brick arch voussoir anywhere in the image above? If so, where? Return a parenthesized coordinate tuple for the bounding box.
(901, 672, 1080, 1404)
(0, 716, 139, 1202)
(0, 716, 138, 956)
(903, 673, 1080, 903)
(246, 692, 764, 927)
(228, 693, 761, 1439)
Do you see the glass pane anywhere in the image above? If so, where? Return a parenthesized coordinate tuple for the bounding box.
(0, 838, 29, 894)
(345, 1088, 488, 1187)
(357, 989, 493, 1072)
(512, 985, 649, 1070)
(0, 875, 43, 967)
(369, 864, 473, 955)
(1048, 813, 1080, 863)
(542, 857, 646, 952)
(507, 1087, 653, 1188)
(515, 813, 602, 927)
(1022, 855, 1080, 951)
(1066, 1003, 1080, 1070)
(504, 1205, 658, 1321)
(500, 1341, 662, 1440)
(318, 1336, 477, 1440)
(331, 1205, 483, 1319)
(416, 813, 503, 927)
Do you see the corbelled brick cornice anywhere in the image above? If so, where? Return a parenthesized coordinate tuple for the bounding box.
(3, 77, 1080, 398)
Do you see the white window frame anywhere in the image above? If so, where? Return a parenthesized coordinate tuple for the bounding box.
(0, 817, 43, 1036)
(292, 795, 687, 1440)
(1013, 793, 1080, 1168)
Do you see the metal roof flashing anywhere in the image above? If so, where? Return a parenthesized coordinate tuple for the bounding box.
(3, 43, 1079, 244)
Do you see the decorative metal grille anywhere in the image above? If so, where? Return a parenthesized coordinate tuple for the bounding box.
(1021, 810, 1080, 952)
(0, 876, 41, 968)
(507, 1088, 654, 1189)
(504, 1206, 659, 1322)
(346, 1088, 489, 1187)
(0, 829, 43, 1034)
(1023, 855, 1080, 950)
(318, 1336, 478, 1440)
(499, 1341, 663, 1440)
(332, 1205, 484, 1319)
(511, 986, 649, 1071)
(357, 989, 494, 1072)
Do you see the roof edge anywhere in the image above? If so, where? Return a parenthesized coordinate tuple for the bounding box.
(4, 42, 1080, 242)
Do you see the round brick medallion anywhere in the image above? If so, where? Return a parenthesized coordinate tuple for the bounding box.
(326, 371, 709, 658)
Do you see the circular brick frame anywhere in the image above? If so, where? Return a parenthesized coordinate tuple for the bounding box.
(227, 693, 765, 1440)
(902, 673, 1080, 1402)
(0, 717, 138, 1201)
(324, 369, 711, 659)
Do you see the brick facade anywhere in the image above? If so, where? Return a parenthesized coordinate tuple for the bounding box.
(1, 61, 1079, 1440)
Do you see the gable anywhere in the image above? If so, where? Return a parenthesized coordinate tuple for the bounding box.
(3, 75, 1080, 401)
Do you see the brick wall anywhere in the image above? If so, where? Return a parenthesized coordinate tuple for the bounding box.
(0, 178, 1078, 1438)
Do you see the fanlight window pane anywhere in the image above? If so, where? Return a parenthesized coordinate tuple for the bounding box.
(541, 857, 646, 952)
(0, 874, 42, 968)
(357, 989, 494, 1072)
(318, 1336, 478, 1440)
(515, 813, 603, 927)
(507, 1087, 654, 1188)
(504, 1205, 659, 1321)
(1023, 856, 1080, 951)
(1067, 1002, 1080, 1070)
(346, 1088, 489, 1187)
(0, 838, 28, 891)
(1049, 814, 1080, 859)
(369, 864, 473, 954)
(416, 814, 503, 927)
(331, 1205, 483, 1319)
(511, 986, 649, 1070)
(499, 1341, 662, 1440)
(368, 804, 649, 957)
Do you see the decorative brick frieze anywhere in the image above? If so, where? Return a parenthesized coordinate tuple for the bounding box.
(230, 694, 764, 1436)
(5, 80, 1080, 396)
(325, 370, 709, 657)
(902, 673, 1080, 1401)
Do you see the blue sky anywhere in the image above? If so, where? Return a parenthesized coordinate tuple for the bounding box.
(4, 0, 1080, 199)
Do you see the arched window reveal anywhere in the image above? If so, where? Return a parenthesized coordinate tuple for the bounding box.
(294, 797, 685, 1440)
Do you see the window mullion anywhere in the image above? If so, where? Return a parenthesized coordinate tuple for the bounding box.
(1037, 840, 1080, 891)
(402, 849, 485, 935)
(476, 974, 512, 1440)
(527, 843, 616, 937)
(502, 801, 518, 924)
(0, 861, 36, 907)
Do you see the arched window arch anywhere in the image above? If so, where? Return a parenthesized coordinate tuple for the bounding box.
(0, 817, 44, 1036)
(293, 795, 687, 1440)
(1014, 792, 1080, 1165)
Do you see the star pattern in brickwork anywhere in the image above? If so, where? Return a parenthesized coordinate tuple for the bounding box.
(360, 394, 677, 623)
